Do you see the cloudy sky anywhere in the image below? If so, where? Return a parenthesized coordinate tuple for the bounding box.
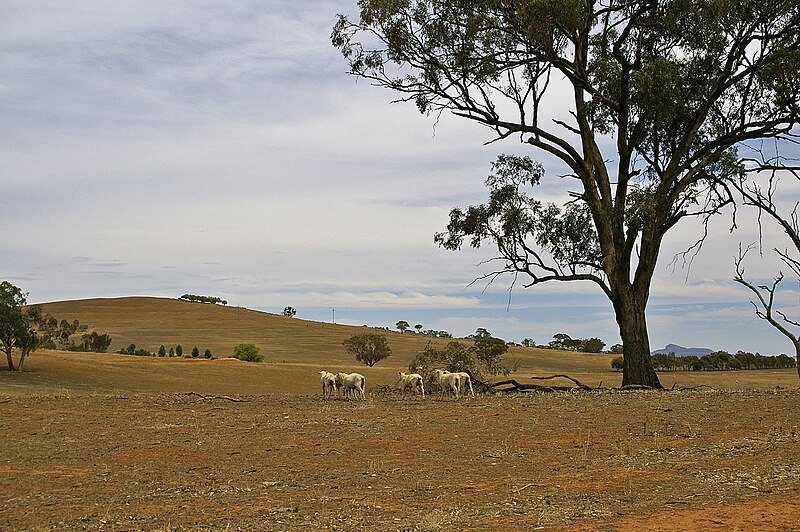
(2, 1, 798, 355)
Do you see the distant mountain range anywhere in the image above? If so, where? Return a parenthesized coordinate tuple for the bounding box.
(651, 344, 715, 357)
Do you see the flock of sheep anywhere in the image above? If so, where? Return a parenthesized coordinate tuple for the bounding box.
(318, 369, 475, 400)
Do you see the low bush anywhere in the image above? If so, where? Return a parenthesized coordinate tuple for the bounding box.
(233, 343, 263, 363)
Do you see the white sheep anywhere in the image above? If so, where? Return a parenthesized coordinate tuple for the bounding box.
(336, 372, 366, 400)
(435, 369, 462, 399)
(319, 370, 337, 400)
(447, 370, 475, 398)
(398, 371, 425, 399)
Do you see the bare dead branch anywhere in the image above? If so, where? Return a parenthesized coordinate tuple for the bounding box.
(530, 374, 593, 390)
(179, 392, 249, 403)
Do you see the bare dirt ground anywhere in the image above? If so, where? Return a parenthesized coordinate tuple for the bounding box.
(2, 351, 800, 531)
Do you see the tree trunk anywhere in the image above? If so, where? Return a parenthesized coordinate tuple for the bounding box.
(614, 294, 662, 388)
(795, 341, 800, 381)
(17, 348, 30, 371)
(4, 349, 15, 371)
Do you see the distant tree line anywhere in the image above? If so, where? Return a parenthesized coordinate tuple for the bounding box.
(520, 333, 608, 354)
(611, 351, 797, 372)
(119, 343, 213, 359)
(31, 311, 113, 353)
(374, 322, 453, 338)
(179, 294, 228, 305)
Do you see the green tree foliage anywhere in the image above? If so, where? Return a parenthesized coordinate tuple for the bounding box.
(79, 332, 112, 353)
(343, 333, 392, 367)
(420, 329, 452, 338)
(333, 1, 800, 388)
(547, 333, 606, 353)
(56, 319, 85, 349)
(191, 346, 200, 358)
(32, 309, 106, 352)
(0, 281, 38, 371)
(282, 306, 297, 317)
(179, 294, 228, 305)
(168, 347, 175, 357)
(548, 333, 582, 351)
(411, 341, 482, 389)
(233, 343, 263, 363)
(582, 338, 606, 354)
(632, 351, 797, 372)
(395, 320, 410, 333)
(118, 344, 154, 357)
(175, 345, 183, 357)
(158, 345, 167, 357)
(32, 312, 59, 349)
(611, 357, 625, 371)
(410, 330, 512, 389)
(472, 329, 510, 376)
(204, 348, 213, 359)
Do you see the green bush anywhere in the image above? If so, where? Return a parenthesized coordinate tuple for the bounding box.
(118, 343, 153, 357)
(233, 343, 263, 363)
(410, 341, 486, 391)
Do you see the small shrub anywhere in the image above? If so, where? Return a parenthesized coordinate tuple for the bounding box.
(191, 346, 200, 358)
(204, 348, 212, 359)
(233, 343, 263, 363)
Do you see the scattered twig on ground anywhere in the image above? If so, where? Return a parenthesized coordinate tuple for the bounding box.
(512, 483, 547, 493)
(179, 392, 248, 403)
(619, 384, 659, 391)
(674, 385, 717, 392)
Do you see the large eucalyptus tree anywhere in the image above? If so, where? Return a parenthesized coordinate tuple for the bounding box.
(333, 1, 800, 387)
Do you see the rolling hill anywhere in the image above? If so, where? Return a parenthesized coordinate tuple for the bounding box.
(34, 296, 615, 374)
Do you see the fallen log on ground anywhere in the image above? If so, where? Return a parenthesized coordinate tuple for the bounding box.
(530, 374, 594, 390)
(491, 379, 578, 393)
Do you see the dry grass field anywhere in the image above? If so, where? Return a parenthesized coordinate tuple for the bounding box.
(2, 297, 799, 530)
